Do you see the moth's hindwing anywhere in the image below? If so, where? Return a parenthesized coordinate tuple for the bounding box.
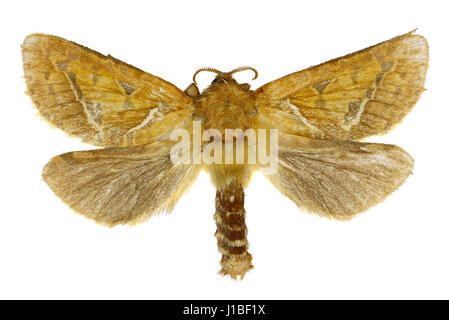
(266, 133, 414, 220)
(43, 141, 200, 226)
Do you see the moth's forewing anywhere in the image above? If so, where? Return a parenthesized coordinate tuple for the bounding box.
(22, 34, 194, 147)
(253, 31, 428, 141)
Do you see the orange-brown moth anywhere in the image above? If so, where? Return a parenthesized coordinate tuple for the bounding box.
(22, 31, 428, 279)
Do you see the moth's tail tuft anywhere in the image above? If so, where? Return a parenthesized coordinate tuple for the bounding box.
(214, 181, 253, 280)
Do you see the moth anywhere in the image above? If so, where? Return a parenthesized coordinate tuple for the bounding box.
(22, 31, 428, 279)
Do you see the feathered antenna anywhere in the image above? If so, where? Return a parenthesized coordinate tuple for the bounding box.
(228, 66, 258, 80)
(193, 68, 223, 85)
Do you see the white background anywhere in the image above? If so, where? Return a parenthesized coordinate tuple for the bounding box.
(1, 0, 448, 299)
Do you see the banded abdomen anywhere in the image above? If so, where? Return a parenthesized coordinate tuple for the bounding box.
(214, 181, 253, 279)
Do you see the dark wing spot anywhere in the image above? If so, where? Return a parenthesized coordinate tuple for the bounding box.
(118, 80, 138, 95)
(366, 88, 375, 99)
(381, 62, 394, 72)
(375, 73, 384, 86)
(313, 79, 332, 94)
(345, 100, 362, 123)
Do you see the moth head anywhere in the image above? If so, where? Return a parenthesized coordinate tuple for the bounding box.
(192, 66, 258, 89)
